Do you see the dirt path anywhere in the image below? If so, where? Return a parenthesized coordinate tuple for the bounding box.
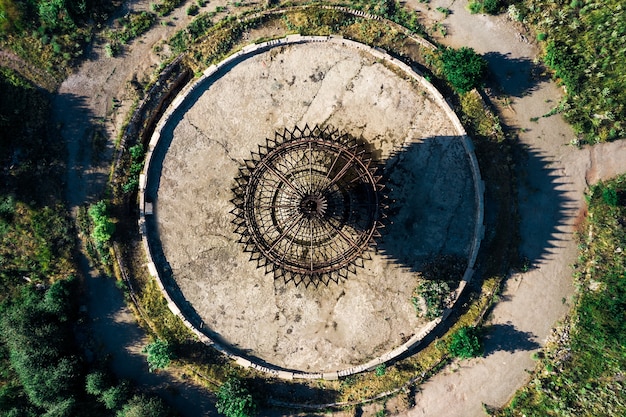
(53, 0, 227, 414)
(395, 1, 626, 416)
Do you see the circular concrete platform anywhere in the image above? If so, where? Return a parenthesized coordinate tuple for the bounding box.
(142, 37, 482, 375)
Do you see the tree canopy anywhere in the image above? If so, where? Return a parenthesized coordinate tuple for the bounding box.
(216, 377, 257, 417)
(440, 46, 487, 93)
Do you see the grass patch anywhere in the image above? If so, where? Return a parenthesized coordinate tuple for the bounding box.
(520, 0, 626, 143)
(496, 174, 626, 416)
(104, 11, 157, 56)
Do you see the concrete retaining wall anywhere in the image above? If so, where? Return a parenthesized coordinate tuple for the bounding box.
(138, 35, 484, 380)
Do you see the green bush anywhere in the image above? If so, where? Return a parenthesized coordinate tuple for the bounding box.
(440, 46, 487, 93)
(187, 4, 199, 15)
(142, 339, 173, 372)
(88, 201, 115, 245)
(482, 0, 500, 14)
(468, 1, 481, 14)
(413, 279, 451, 319)
(216, 377, 257, 417)
(375, 363, 386, 376)
(449, 326, 482, 359)
(601, 186, 618, 207)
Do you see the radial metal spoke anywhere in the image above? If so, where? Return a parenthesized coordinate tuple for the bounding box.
(268, 213, 304, 252)
(321, 153, 358, 192)
(259, 159, 305, 198)
(232, 126, 382, 285)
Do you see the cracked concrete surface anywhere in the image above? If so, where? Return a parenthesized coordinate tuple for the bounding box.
(150, 42, 478, 372)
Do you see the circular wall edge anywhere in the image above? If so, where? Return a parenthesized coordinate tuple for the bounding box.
(137, 35, 485, 380)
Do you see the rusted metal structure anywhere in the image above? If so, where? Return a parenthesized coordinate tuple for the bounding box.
(231, 125, 384, 287)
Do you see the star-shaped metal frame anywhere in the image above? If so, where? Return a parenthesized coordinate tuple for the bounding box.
(231, 124, 385, 287)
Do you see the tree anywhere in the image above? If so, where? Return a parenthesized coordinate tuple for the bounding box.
(440, 47, 487, 93)
(216, 377, 257, 417)
(449, 326, 483, 359)
(142, 339, 172, 372)
(85, 371, 109, 396)
(100, 382, 130, 410)
(40, 397, 76, 417)
(0, 286, 81, 409)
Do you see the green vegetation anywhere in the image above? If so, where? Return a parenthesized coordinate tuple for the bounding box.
(0, 68, 75, 299)
(458, 89, 504, 141)
(448, 326, 483, 359)
(440, 46, 487, 93)
(117, 394, 175, 417)
(412, 255, 466, 319)
(0, 274, 176, 416)
(468, 0, 501, 14)
(0, 278, 82, 411)
(216, 377, 257, 417)
(105, 12, 157, 57)
(151, 0, 185, 17)
(0, 0, 116, 76)
(88, 200, 115, 246)
(518, 0, 625, 143)
(122, 144, 145, 194)
(143, 339, 173, 372)
(436, 7, 451, 17)
(349, 0, 424, 34)
(496, 175, 626, 416)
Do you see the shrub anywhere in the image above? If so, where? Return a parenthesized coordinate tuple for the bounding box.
(104, 42, 119, 58)
(187, 4, 199, 15)
(88, 201, 115, 245)
(440, 46, 486, 93)
(601, 186, 618, 207)
(142, 339, 172, 372)
(375, 363, 386, 376)
(536, 32, 547, 41)
(482, 0, 500, 14)
(216, 377, 257, 417)
(468, 1, 481, 14)
(436, 6, 450, 16)
(413, 279, 451, 319)
(449, 326, 482, 359)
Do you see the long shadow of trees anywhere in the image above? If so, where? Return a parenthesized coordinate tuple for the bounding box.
(483, 52, 550, 98)
(514, 144, 577, 268)
(482, 323, 541, 357)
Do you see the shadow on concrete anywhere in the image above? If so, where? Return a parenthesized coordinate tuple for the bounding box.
(377, 136, 477, 274)
(514, 144, 577, 269)
(483, 52, 549, 98)
(482, 323, 540, 357)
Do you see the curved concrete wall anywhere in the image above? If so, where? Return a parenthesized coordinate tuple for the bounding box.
(138, 35, 484, 380)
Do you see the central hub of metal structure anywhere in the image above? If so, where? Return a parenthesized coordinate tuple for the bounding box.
(231, 125, 384, 287)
